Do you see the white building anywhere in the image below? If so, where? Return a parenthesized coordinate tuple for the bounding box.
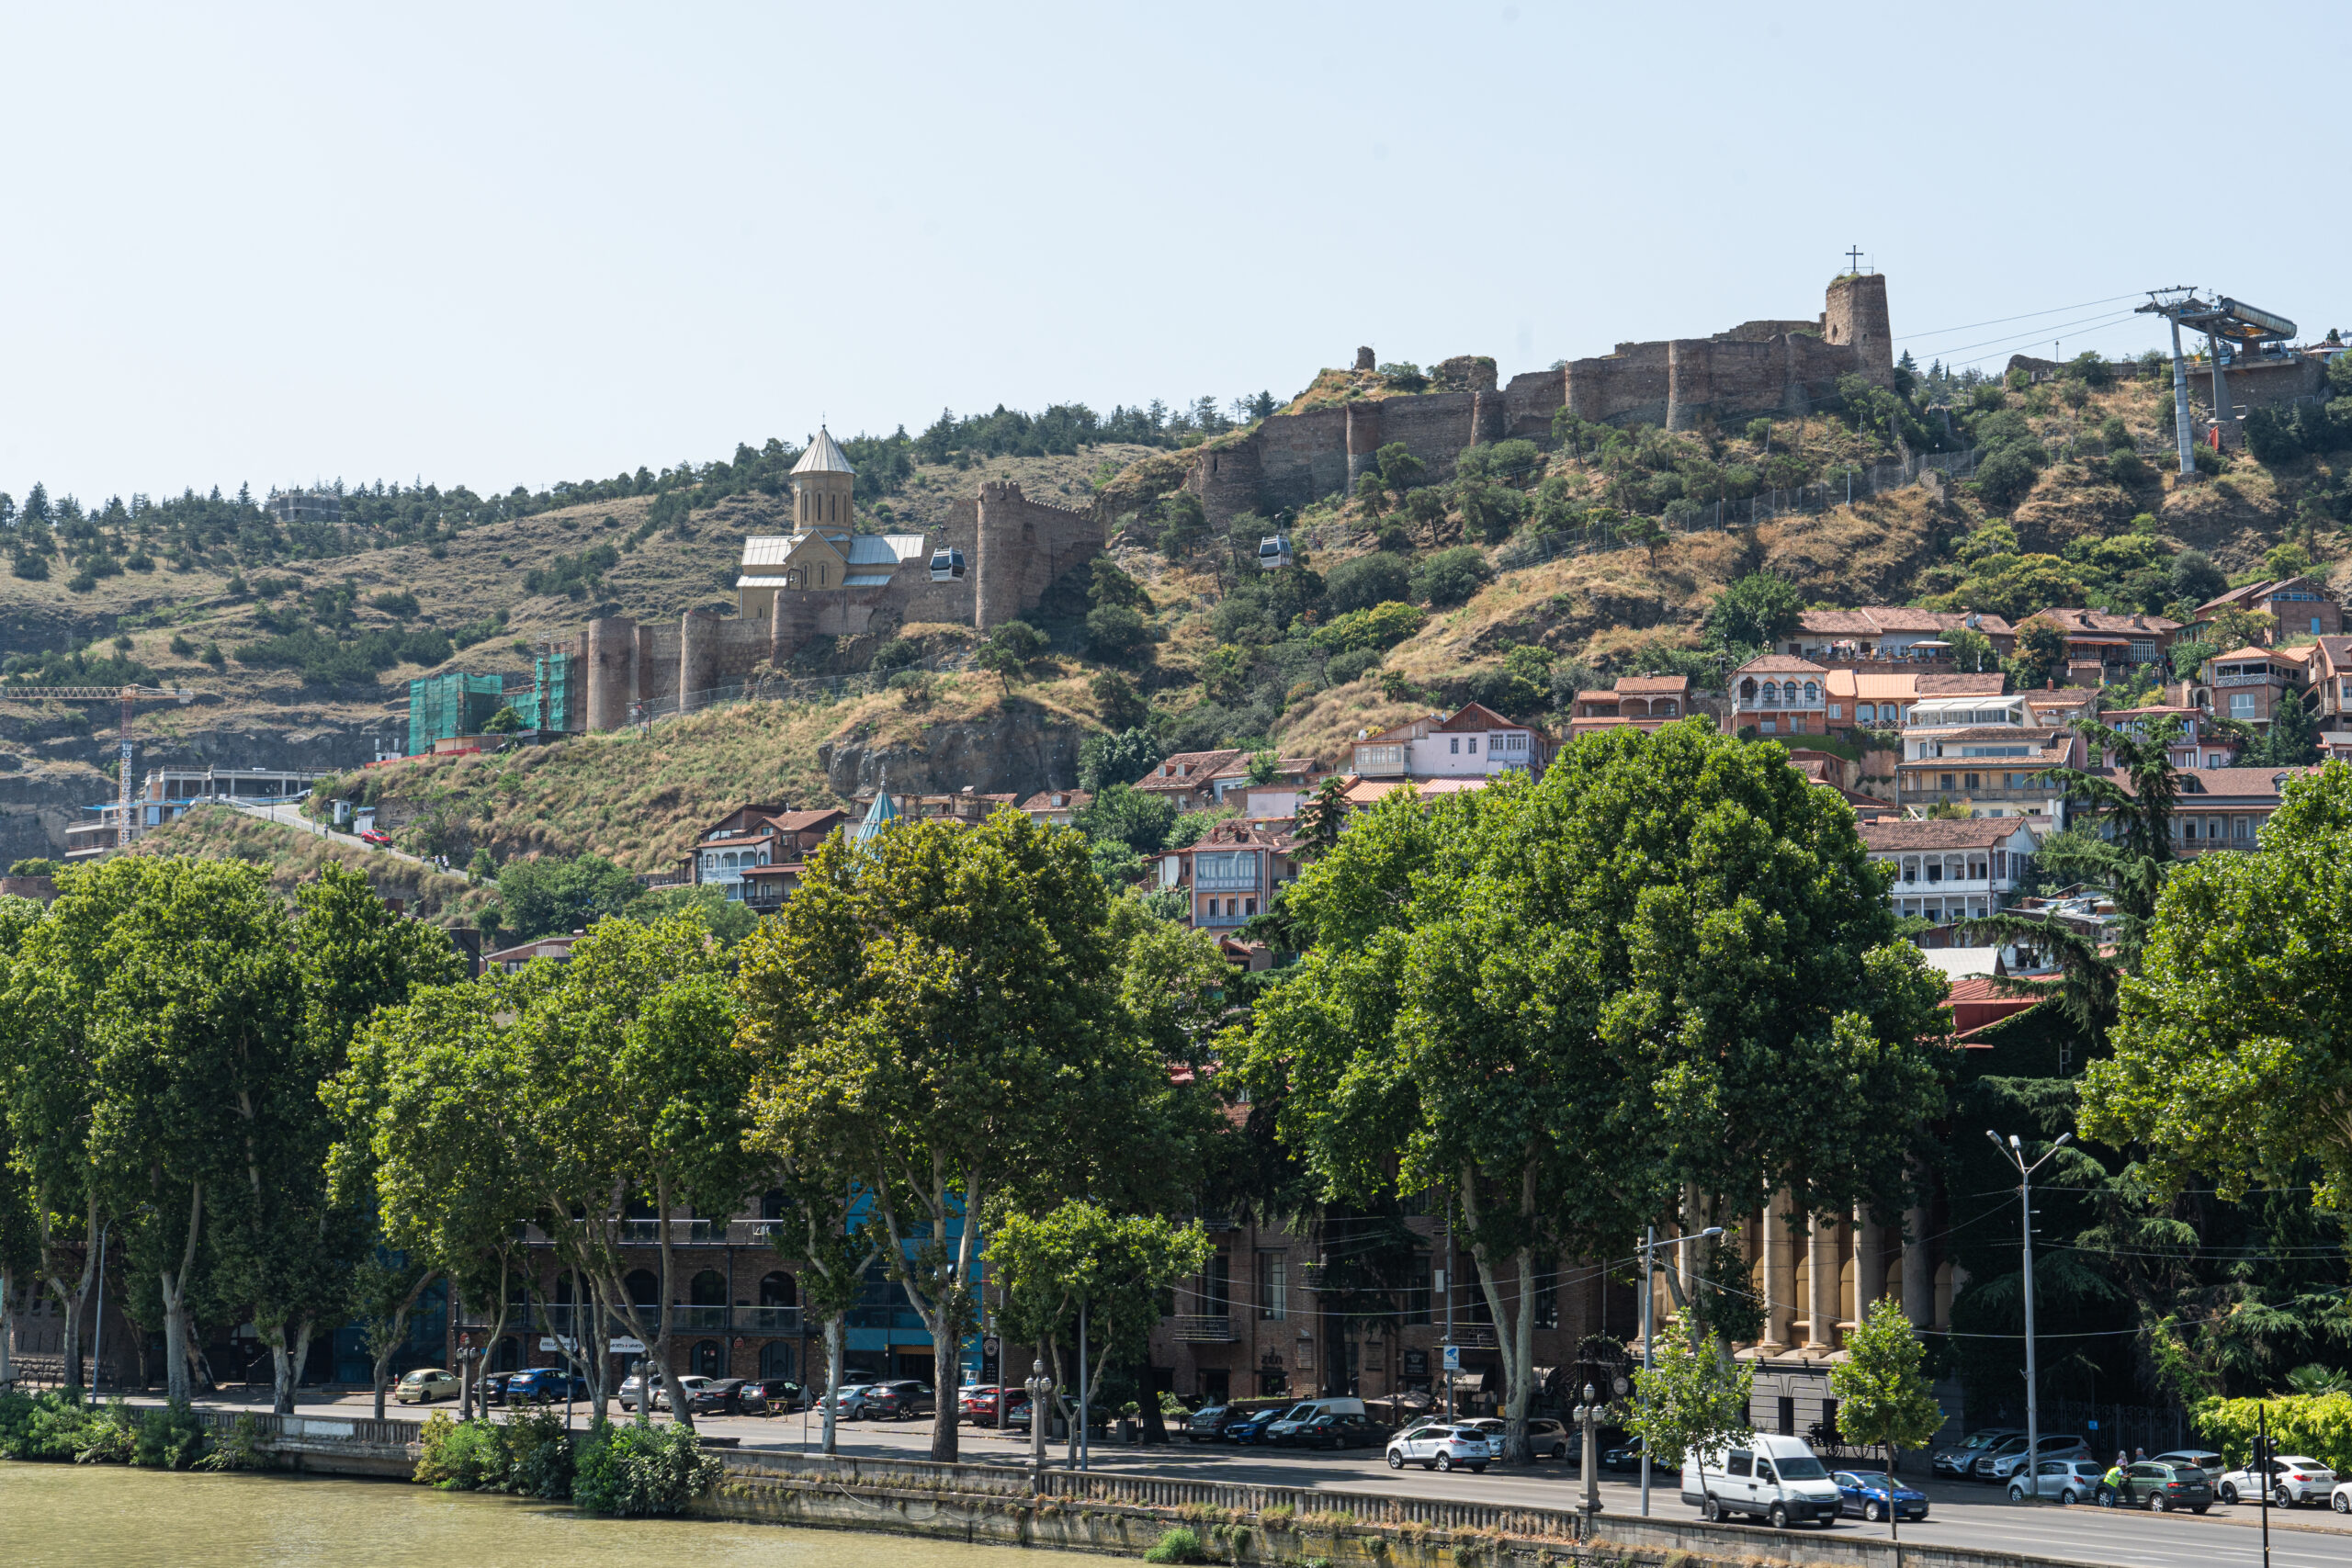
(1350, 702, 1551, 781)
(1859, 817, 2041, 931)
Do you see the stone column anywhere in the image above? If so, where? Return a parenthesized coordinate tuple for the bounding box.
(678, 610, 717, 716)
(1665, 339, 1712, 432)
(1759, 1191, 1793, 1352)
(1804, 1212, 1837, 1350)
(582, 616, 638, 733)
(1855, 1208, 1885, 1317)
(1902, 1200, 1933, 1328)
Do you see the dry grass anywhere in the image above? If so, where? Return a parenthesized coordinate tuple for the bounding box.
(132, 803, 486, 923)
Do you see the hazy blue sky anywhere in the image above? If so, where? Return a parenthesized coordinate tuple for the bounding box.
(6, 2, 2347, 505)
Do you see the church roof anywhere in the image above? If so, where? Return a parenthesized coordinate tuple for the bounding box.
(792, 426, 856, 476)
(852, 781, 901, 843)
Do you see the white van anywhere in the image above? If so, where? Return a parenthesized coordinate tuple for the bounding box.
(1682, 1434, 1844, 1529)
(1264, 1397, 1366, 1446)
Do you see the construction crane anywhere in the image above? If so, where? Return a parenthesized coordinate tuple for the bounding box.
(0, 684, 198, 849)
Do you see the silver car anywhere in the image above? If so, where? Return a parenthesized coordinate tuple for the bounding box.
(1385, 1423, 1493, 1473)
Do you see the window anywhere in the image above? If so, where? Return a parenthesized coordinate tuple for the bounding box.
(1257, 1252, 1287, 1321)
(1829, 704, 1843, 719)
(1963, 773, 1980, 790)
(1926, 859, 1942, 884)
(1859, 703, 1876, 723)
(1467, 737, 1479, 754)
(2231, 693, 2257, 716)
(1939, 773, 1955, 790)
(1449, 738, 1460, 754)
(2236, 817, 2253, 840)
(1804, 682, 1819, 704)
(1901, 856, 1919, 884)
(1994, 850, 2007, 877)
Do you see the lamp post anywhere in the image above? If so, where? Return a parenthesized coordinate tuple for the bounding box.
(1573, 1382, 1605, 1528)
(1023, 1359, 1056, 1484)
(1987, 1129, 2070, 1504)
(1639, 1223, 1724, 1517)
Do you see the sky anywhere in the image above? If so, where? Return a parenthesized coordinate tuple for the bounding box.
(5, 2, 2349, 506)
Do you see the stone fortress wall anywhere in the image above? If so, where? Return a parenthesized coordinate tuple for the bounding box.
(565, 480, 1102, 732)
(1189, 273, 1894, 527)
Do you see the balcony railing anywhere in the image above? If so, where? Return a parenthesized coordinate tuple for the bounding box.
(455, 1305, 531, 1331)
(739, 1305, 802, 1334)
(617, 1220, 714, 1245)
(1447, 1325, 1499, 1349)
(1171, 1315, 1237, 1343)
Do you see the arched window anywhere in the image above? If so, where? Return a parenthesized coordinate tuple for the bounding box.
(624, 1269, 660, 1306)
(760, 1271, 797, 1307)
(1739, 678, 1758, 701)
(760, 1341, 797, 1380)
(1858, 703, 1876, 723)
(693, 1339, 724, 1379)
(689, 1269, 728, 1308)
(1803, 682, 1819, 704)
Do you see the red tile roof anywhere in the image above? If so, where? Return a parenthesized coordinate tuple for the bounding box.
(1914, 673, 2007, 696)
(1018, 789, 1092, 812)
(1860, 818, 2038, 851)
(1736, 654, 1831, 674)
(1135, 750, 1246, 790)
(1615, 675, 1690, 694)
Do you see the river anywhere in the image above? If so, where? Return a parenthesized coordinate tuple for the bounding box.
(0, 1463, 1073, 1568)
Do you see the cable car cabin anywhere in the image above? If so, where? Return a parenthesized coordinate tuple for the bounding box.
(1258, 535, 1294, 570)
(929, 547, 966, 582)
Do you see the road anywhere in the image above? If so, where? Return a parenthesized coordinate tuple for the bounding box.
(223, 799, 429, 866)
(178, 1387, 2352, 1568)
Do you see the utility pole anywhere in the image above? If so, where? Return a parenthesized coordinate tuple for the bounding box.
(2167, 316, 2195, 476)
(1442, 1199, 1456, 1423)
(1638, 1222, 1724, 1517)
(1988, 1129, 2070, 1501)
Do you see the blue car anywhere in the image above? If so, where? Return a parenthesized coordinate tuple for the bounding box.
(1833, 1470, 1929, 1523)
(1227, 1408, 1286, 1445)
(504, 1367, 590, 1404)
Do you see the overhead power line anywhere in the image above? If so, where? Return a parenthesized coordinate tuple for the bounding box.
(1898, 292, 2150, 342)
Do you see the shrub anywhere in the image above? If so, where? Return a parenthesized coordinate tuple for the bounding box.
(132, 1401, 209, 1470)
(1085, 604, 1150, 661)
(70, 1399, 140, 1464)
(1375, 524, 1414, 553)
(2109, 450, 2151, 486)
(1408, 546, 1492, 607)
(571, 1421, 721, 1517)
(1325, 648, 1381, 686)
(503, 1406, 575, 1499)
(195, 1413, 272, 1472)
(1324, 553, 1411, 616)
(871, 637, 923, 672)
(1145, 1526, 1207, 1563)
(12, 552, 49, 581)
(1308, 601, 1425, 655)
(1973, 445, 2042, 510)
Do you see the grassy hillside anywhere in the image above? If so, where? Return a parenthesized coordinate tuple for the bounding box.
(132, 803, 486, 921)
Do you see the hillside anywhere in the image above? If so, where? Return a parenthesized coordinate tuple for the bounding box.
(17, 341, 2346, 888)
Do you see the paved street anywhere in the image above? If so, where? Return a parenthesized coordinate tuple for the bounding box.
(224, 799, 428, 865)
(174, 1386, 2352, 1568)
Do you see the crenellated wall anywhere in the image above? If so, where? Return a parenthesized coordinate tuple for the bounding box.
(1182, 275, 1895, 526)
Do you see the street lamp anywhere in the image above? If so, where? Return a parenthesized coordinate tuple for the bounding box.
(1023, 1359, 1056, 1483)
(1640, 1224, 1724, 1517)
(1571, 1382, 1606, 1525)
(1987, 1129, 2070, 1503)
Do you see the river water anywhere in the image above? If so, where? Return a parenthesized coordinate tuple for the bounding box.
(0, 1463, 1070, 1568)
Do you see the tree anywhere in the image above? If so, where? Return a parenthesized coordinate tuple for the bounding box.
(1408, 546, 1492, 608)
(1622, 1309, 1754, 1518)
(1703, 572, 1804, 654)
(1156, 492, 1208, 560)
(495, 853, 640, 942)
(481, 705, 523, 734)
(976, 620, 1049, 686)
(1375, 442, 1425, 501)
(1973, 445, 2042, 511)
(1292, 776, 1351, 863)
(1622, 513, 1668, 566)
(2208, 606, 2278, 652)
(989, 1201, 1210, 1460)
(1075, 783, 1180, 857)
(2082, 764, 2352, 1211)
(2254, 689, 2320, 767)
(1244, 728, 1947, 1464)
(750, 1168, 878, 1454)
(2009, 615, 2073, 690)
(1080, 726, 1163, 793)
(1945, 626, 1999, 673)
(347, 1248, 441, 1422)
(1323, 553, 1410, 617)
(1831, 1300, 1944, 1529)
(1084, 604, 1149, 662)
(739, 810, 1186, 1461)
(2169, 637, 2219, 681)
(1087, 671, 1149, 733)
(2171, 549, 2227, 607)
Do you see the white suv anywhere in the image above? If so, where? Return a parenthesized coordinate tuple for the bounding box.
(1385, 1423, 1494, 1472)
(2218, 1455, 2336, 1507)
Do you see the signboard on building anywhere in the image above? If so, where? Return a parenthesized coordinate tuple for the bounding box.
(1402, 1348, 1430, 1377)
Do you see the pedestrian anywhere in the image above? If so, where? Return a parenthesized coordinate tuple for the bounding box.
(2098, 1452, 2126, 1507)
(2134, 1447, 2146, 1464)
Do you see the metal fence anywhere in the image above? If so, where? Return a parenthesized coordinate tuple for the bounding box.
(189, 1407, 423, 1448)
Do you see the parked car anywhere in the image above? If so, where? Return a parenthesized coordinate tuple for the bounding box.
(1385, 1424, 1494, 1473)
(864, 1381, 935, 1421)
(1225, 1407, 1286, 1445)
(2331, 1477, 2352, 1514)
(2151, 1449, 2224, 1475)
(393, 1367, 461, 1404)
(1183, 1403, 1243, 1443)
(958, 1386, 1006, 1424)
(1264, 1397, 1366, 1447)
(504, 1368, 588, 1404)
(2217, 1454, 2336, 1507)
(1684, 1436, 1843, 1529)
(1601, 1434, 1655, 1472)
(1462, 1417, 1569, 1460)
(1932, 1427, 2022, 1479)
(2109, 1460, 2212, 1513)
(652, 1374, 714, 1413)
(998, 1395, 1035, 1432)
(688, 1378, 752, 1416)
(358, 829, 392, 846)
(1977, 1434, 2088, 1483)
(741, 1379, 804, 1415)
(818, 1383, 878, 1420)
(2008, 1458, 2104, 1504)
(1295, 1412, 1391, 1451)
(1835, 1469, 1931, 1523)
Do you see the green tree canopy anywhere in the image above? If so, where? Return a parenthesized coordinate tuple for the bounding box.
(1830, 1300, 1944, 1530)
(1703, 572, 1804, 655)
(1244, 725, 1947, 1461)
(495, 853, 641, 942)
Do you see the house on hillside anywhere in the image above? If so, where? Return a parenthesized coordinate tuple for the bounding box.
(1824, 670, 2004, 734)
(1157, 818, 1300, 932)
(1018, 789, 1091, 828)
(1568, 674, 1691, 736)
(1204, 754, 1328, 808)
(2019, 608, 2180, 676)
(2303, 637, 2352, 755)
(1786, 607, 2017, 661)
(2192, 576, 2342, 644)
(2163, 766, 2319, 854)
(1350, 703, 1552, 782)
(1730, 655, 1828, 736)
(2203, 645, 2310, 729)
(2101, 705, 2239, 771)
(1133, 750, 1247, 811)
(1859, 817, 2041, 936)
(1894, 695, 2081, 819)
(682, 804, 849, 911)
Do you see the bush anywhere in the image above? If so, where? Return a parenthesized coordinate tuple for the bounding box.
(131, 1402, 209, 1470)
(2194, 1391, 2352, 1474)
(1973, 446, 2042, 510)
(1079, 727, 1164, 793)
(571, 1421, 720, 1517)
(1084, 604, 1150, 661)
(871, 637, 923, 672)
(1324, 552, 1410, 616)
(2108, 450, 2151, 486)
(1408, 546, 1492, 607)
(1075, 783, 1180, 856)
(1325, 647, 1381, 686)
(73, 1400, 140, 1464)
(1374, 524, 1414, 553)
(1145, 1526, 1207, 1563)
(1308, 602, 1424, 654)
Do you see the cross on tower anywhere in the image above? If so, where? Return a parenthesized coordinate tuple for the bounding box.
(1845, 245, 1865, 275)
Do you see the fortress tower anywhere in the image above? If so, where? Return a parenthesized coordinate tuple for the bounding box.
(1823, 273, 1894, 388)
